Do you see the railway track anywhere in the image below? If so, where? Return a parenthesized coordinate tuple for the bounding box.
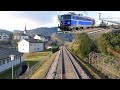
(45, 46, 90, 79)
(62, 46, 80, 79)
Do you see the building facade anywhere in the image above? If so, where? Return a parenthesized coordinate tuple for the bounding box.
(0, 46, 24, 73)
(18, 39, 44, 53)
(14, 33, 30, 40)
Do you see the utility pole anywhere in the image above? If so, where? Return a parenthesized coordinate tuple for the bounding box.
(9, 55, 15, 79)
(12, 65, 13, 79)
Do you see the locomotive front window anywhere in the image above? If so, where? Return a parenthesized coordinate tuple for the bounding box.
(71, 16, 74, 19)
(61, 16, 64, 20)
(62, 15, 71, 19)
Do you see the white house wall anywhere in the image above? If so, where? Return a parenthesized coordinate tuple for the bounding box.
(0, 55, 24, 73)
(34, 35, 41, 40)
(18, 40, 30, 53)
(34, 35, 46, 42)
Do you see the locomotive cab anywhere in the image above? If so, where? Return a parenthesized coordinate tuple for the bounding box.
(58, 12, 95, 32)
(58, 14, 73, 31)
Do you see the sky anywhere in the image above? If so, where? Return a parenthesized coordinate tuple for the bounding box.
(0, 11, 120, 31)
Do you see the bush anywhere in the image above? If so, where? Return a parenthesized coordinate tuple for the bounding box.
(51, 46, 59, 53)
(71, 33, 97, 59)
(97, 33, 109, 54)
(97, 32, 120, 54)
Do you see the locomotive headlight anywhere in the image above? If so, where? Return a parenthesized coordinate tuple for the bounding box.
(67, 22, 70, 24)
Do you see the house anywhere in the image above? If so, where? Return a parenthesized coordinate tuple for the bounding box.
(34, 34, 49, 42)
(13, 25, 32, 40)
(0, 46, 24, 73)
(0, 33, 10, 41)
(18, 39, 44, 53)
(14, 33, 31, 40)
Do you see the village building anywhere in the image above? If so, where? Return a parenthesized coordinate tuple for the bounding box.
(18, 39, 44, 53)
(34, 34, 49, 42)
(0, 46, 24, 73)
(13, 25, 32, 40)
(0, 33, 10, 41)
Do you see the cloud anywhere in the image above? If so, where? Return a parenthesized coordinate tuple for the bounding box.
(0, 11, 40, 31)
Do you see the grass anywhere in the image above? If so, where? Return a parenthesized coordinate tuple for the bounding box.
(0, 64, 21, 79)
(24, 51, 52, 68)
(29, 52, 57, 79)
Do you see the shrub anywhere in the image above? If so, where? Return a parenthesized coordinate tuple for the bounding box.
(71, 33, 97, 59)
(97, 32, 120, 54)
(51, 46, 59, 53)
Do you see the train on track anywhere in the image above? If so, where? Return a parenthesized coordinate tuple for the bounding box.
(58, 12, 95, 31)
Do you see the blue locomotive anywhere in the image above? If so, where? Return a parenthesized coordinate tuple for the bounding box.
(58, 12, 95, 31)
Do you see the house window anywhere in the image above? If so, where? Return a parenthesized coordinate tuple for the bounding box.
(38, 48, 39, 50)
(7, 58, 9, 63)
(34, 48, 36, 50)
(23, 49, 24, 50)
(23, 44, 24, 46)
(3, 60, 5, 64)
(15, 56, 17, 60)
(34, 44, 36, 46)
(0, 61, 2, 66)
(18, 56, 19, 59)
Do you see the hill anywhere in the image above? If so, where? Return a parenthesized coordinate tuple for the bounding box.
(26, 27, 58, 37)
(0, 29, 13, 36)
(13, 27, 58, 37)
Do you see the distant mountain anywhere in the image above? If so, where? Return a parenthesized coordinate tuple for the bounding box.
(0, 27, 58, 38)
(26, 27, 58, 37)
(13, 30, 21, 33)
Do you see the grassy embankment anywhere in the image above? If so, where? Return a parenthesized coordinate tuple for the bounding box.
(29, 52, 57, 79)
(24, 50, 52, 68)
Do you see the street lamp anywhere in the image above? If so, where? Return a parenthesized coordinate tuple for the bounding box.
(9, 55, 15, 79)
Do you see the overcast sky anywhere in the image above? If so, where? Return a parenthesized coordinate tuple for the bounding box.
(0, 11, 120, 31)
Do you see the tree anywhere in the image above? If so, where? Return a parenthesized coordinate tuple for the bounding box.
(97, 33, 109, 54)
(72, 33, 97, 59)
(97, 32, 120, 54)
